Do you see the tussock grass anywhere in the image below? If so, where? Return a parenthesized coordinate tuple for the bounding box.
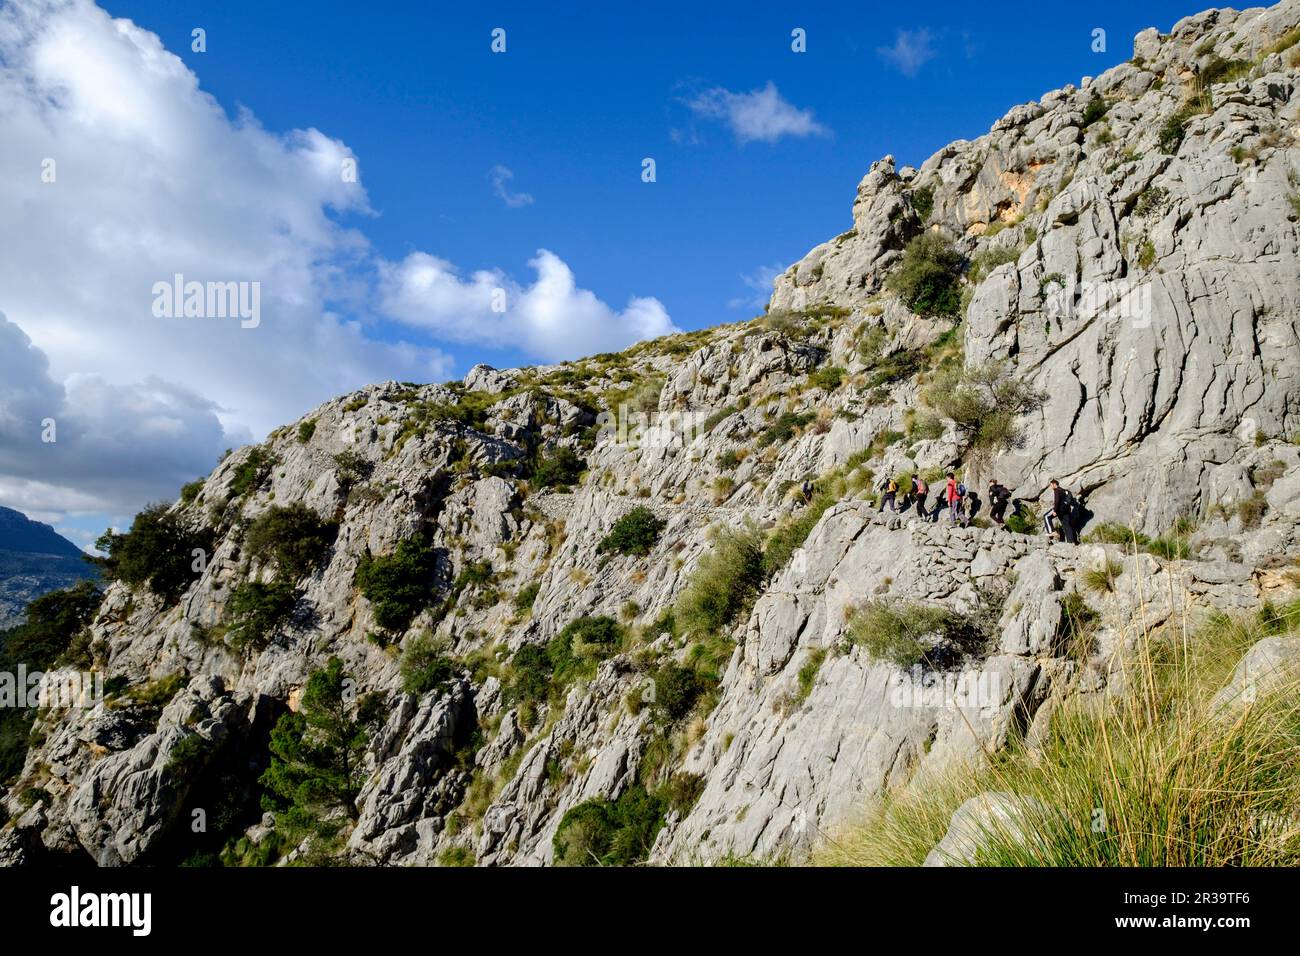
(815, 591, 1300, 867)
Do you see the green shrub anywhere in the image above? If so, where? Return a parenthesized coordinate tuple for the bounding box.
(652, 663, 708, 721)
(225, 579, 297, 651)
(1265, 27, 1300, 57)
(847, 600, 954, 667)
(552, 784, 667, 866)
(1082, 561, 1124, 593)
(229, 446, 277, 498)
(676, 524, 764, 637)
(910, 185, 935, 222)
(119, 671, 187, 711)
(816, 607, 1300, 867)
(757, 412, 813, 448)
(401, 633, 455, 695)
(809, 366, 846, 392)
(658, 772, 706, 815)
(439, 846, 475, 867)
(19, 786, 52, 808)
(863, 349, 921, 389)
(1059, 591, 1101, 657)
(94, 503, 214, 602)
(244, 504, 338, 581)
(513, 582, 540, 614)
(1158, 109, 1196, 155)
(702, 405, 738, 433)
(165, 734, 210, 776)
(332, 450, 374, 491)
(886, 232, 964, 317)
(1147, 535, 1191, 560)
(922, 361, 1046, 457)
(1133, 185, 1169, 218)
(505, 616, 624, 725)
(0, 580, 103, 781)
(296, 420, 316, 443)
(598, 507, 665, 556)
(1081, 96, 1108, 127)
(1137, 238, 1156, 270)
(0, 580, 102, 672)
(968, 246, 1021, 284)
(1081, 522, 1189, 560)
(1004, 503, 1038, 535)
(1236, 490, 1268, 530)
(1200, 56, 1251, 86)
(180, 479, 205, 505)
(797, 648, 828, 700)
(531, 446, 586, 489)
(1083, 522, 1149, 547)
(355, 536, 439, 632)
(763, 498, 830, 578)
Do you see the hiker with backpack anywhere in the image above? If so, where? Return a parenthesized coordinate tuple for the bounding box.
(912, 475, 930, 518)
(878, 475, 899, 513)
(1043, 479, 1078, 543)
(944, 472, 961, 524)
(801, 478, 814, 505)
(988, 480, 1011, 526)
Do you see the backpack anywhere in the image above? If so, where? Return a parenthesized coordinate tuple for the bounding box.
(888, 479, 898, 493)
(917, 479, 928, 495)
(1062, 489, 1077, 510)
(957, 482, 967, 497)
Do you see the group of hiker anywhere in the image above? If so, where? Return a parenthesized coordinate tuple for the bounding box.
(871, 472, 1081, 542)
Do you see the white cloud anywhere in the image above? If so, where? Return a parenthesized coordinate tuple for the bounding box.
(727, 264, 785, 311)
(489, 165, 534, 208)
(0, 311, 236, 518)
(685, 81, 828, 144)
(379, 250, 679, 362)
(0, 0, 452, 445)
(0, 0, 676, 533)
(877, 29, 938, 77)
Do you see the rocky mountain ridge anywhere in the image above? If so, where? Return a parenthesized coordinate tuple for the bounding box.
(0, 507, 95, 630)
(2, 1, 1299, 867)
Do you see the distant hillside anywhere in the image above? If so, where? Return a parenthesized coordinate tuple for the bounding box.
(0, 506, 97, 629)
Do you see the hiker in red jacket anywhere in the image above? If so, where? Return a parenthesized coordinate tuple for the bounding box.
(945, 472, 960, 524)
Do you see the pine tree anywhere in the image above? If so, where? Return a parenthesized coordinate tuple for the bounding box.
(260, 657, 375, 833)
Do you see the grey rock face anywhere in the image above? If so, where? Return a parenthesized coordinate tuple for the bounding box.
(65, 676, 246, 866)
(923, 792, 1051, 866)
(1211, 635, 1300, 715)
(4, 2, 1300, 870)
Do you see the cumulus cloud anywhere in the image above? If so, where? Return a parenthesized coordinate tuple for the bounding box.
(685, 82, 829, 144)
(0, 0, 452, 447)
(0, 0, 675, 531)
(489, 165, 534, 208)
(0, 312, 237, 518)
(379, 250, 678, 362)
(877, 29, 938, 77)
(727, 264, 786, 311)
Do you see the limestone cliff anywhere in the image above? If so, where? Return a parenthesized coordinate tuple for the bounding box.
(2, 1, 1299, 867)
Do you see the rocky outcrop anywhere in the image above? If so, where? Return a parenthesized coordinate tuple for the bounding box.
(923, 791, 1051, 866)
(1211, 634, 1300, 714)
(3, 1, 1299, 869)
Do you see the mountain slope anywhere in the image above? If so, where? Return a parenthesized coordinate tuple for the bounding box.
(2, 1, 1299, 868)
(0, 507, 96, 629)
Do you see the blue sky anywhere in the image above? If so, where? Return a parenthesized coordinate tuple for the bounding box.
(0, 0, 1201, 548)
(103, 0, 1196, 358)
